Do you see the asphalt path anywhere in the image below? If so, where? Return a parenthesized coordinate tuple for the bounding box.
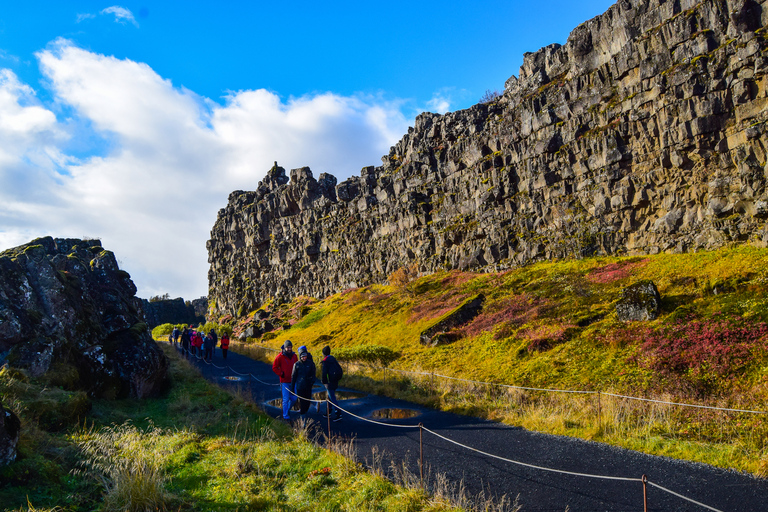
(176, 344, 768, 511)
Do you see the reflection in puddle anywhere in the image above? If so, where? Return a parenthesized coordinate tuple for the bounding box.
(266, 397, 299, 409)
(223, 376, 246, 382)
(369, 408, 420, 419)
(312, 390, 367, 401)
(266, 390, 366, 410)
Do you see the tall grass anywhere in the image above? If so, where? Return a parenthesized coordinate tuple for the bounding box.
(72, 422, 177, 512)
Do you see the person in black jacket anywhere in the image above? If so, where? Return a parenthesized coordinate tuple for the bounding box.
(291, 346, 316, 415)
(321, 345, 343, 421)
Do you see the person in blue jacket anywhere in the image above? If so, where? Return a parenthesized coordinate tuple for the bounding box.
(291, 346, 316, 416)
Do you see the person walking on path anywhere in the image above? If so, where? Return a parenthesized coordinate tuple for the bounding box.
(181, 327, 191, 357)
(220, 332, 230, 360)
(209, 328, 218, 356)
(272, 340, 298, 420)
(291, 346, 317, 416)
(320, 345, 343, 421)
(172, 326, 180, 345)
(203, 333, 214, 362)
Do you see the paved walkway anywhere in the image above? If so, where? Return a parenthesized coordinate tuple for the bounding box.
(177, 344, 768, 512)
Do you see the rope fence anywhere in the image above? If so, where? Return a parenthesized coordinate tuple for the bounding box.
(173, 339, 728, 512)
(347, 361, 768, 415)
(223, 342, 767, 415)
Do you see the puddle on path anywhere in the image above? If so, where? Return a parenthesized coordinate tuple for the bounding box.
(369, 408, 420, 420)
(266, 389, 366, 409)
(312, 390, 367, 401)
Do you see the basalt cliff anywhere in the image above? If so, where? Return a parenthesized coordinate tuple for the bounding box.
(208, 0, 768, 317)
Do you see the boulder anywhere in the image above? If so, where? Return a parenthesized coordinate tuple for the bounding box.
(616, 280, 661, 322)
(0, 400, 20, 467)
(420, 294, 485, 346)
(0, 237, 169, 398)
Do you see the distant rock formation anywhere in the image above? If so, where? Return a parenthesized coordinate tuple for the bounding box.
(141, 297, 206, 328)
(208, 0, 768, 317)
(0, 237, 168, 398)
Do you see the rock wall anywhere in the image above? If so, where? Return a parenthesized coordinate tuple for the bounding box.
(0, 237, 168, 398)
(208, 0, 768, 317)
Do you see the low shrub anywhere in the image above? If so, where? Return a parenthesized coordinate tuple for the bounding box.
(151, 323, 174, 338)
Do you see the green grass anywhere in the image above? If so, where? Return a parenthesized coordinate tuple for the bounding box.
(1, 344, 477, 511)
(230, 245, 768, 477)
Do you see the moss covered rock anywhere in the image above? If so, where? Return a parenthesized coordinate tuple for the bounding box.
(0, 237, 168, 398)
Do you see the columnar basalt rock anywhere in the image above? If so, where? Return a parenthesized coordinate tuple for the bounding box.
(0, 237, 169, 398)
(208, 0, 768, 317)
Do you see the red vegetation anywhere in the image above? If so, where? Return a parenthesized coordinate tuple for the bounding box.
(408, 289, 469, 323)
(463, 294, 549, 339)
(587, 259, 647, 284)
(637, 317, 768, 377)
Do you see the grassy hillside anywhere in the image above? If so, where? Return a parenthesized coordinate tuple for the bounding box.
(0, 344, 476, 512)
(226, 245, 768, 476)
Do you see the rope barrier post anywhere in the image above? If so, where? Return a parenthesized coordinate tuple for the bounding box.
(597, 391, 602, 427)
(327, 396, 332, 453)
(642, 474, 648, 512)
(419, 423, 424, 490)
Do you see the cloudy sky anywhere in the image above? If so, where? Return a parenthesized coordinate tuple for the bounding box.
(0, 1, 614, 301)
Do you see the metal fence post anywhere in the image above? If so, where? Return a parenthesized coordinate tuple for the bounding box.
(642, 474, 648, 512)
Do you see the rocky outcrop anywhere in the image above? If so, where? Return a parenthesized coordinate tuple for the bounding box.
(0, 237, 169, 398)
(141, 297, 205, 328)
(208, 0, 768, 317)
(0, 401, 20, 467)
(420, 294, 486, 346)
(616, 280, 662, 321)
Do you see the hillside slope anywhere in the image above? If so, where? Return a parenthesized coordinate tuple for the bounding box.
(229, 245, 768, 474)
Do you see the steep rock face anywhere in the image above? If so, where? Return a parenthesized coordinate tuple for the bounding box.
(0, 237, 169, 398)
(208, 0, 768, 316)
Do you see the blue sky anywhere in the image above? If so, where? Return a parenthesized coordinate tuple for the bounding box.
(0, 1, 615, 301)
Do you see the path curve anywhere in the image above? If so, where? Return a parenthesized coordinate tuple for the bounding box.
(178, 345, 768, 512)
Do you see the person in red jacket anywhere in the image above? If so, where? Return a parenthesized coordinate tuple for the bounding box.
(220, 333, 230, 360)
(272, 340, 298, 420)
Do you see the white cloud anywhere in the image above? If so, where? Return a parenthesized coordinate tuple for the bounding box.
(0, 40, 410, 300)
(426, 95, 451, 114)
(100, 6, 138, 27)
(76, 13, 96, 23)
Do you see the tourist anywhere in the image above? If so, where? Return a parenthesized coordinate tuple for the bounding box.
(172, 325, 180, 345)
(291, 346, 316, 416)
(209, 328, 218, 356)
(203, 333, 214, 361)
(272, 340, 298, 420)
(181, 327, 191, 356)
(220, 332, 230, 360)
(321, 345, 343, 421)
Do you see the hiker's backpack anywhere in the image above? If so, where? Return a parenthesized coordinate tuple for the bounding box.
(328, 358, 343, 382)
